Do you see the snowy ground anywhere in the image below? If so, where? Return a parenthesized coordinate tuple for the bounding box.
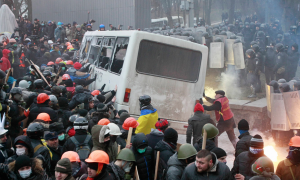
(177, 128, 289, 170)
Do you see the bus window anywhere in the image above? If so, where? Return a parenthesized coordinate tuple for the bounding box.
(88, 37, 103, 64)
(136, 40, 202, 82)
(110, 37, 129, 74)
(97, 37, 116, 69)
(79, 36, 92, 60)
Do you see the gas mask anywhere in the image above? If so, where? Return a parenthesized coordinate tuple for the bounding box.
(14, 94, 23, 102)
(121, 161, 133, 173)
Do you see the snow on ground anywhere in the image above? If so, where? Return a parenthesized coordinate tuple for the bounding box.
(177, 128, 289, 170)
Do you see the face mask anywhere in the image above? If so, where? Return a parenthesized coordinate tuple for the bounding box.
(62, 67, 65, 71)
(19, 168, 32, 178)
(13, 44, 17, 47)
(249, 147, 263, 155)
(16, 148, 26, 156)
(58, 134, 65, 141)
(122, 161, 133, 173)
(110, 136, 117, 143)
(137, 148, 146, 154)
(14, 94, 23, 102)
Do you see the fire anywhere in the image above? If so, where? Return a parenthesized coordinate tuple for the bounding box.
(264, 146, 278, 162)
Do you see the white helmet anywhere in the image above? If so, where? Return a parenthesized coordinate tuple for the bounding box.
(106, 123, 122, 136)
(48, 40, 53, 44)
(29, 65, 40, 72)
(19, 80, 30, 89)
(49, 95, 58, 104)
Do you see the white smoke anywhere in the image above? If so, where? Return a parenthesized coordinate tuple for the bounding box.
(219, 65, 243, 99)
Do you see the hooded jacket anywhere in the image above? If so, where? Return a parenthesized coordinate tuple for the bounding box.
(91, 125, 118, 162)
(62, 129, 93, 155)
(116, 129, 136, 149)
(8, 100, 27, 138)
(166, 153, 187, 180)
(276, 158, 300, 180)
(0, 49, 11, 72)
(181, 153, 231, 180)
(235, 132, 253, 157)
(146, 129, 164, 150)
(132, 133, 153, 180)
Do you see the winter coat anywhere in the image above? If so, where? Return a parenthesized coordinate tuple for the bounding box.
(135, 106, 159, 135)
(73, 162, 88, 180)
(235, 132, 253, 157)
(47, 145, 63, 178)
(92, 165, 114, 180)
(36, 53, 51, 67)
(231, 151, 272, 180)
(62, 129, 93, 153)
(0, 49, 12, 72)
(30, 138, 51, 175)
(146, 129, 164, 150)
(116, 129, 136, 149)
(0, 157, 49, 180)
(265, 47, 277, 68)
(54, 27, 66, 42)
(0, 143, 8, 163)
(21, 87, 34, 103)
(107, 162, 126, 180)
(273, 52, 288, 74)
(35, 50, 46, 59)
(166, 153, 187, 180)
(154, 140, 176, 180)
(186, 111, 215, 144)
(57, 107, 72, 129)
(91, 125, 118, 162)
(65, 27, 73, 41)
(69, 92, 89, 110)
(88, 111, 109, 133)
(8, 100, 27, 138)
(50, 50, 61, 62)
(194, 138, 217, 152)
(250, 174, 280, 180)
(287, 50, 300, 79)
(46, 24, 55, 39)
(132, 133, 154, 180)
(26, 49, 38, 64)
(276, 158, 300, 180)
(72, 29, 85, 42)
(27, 103, 58, 125)
(181, 155, 231, 180)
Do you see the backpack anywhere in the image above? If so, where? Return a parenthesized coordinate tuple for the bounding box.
(70, 135, 91, 162)
(154, 150, 168, 180)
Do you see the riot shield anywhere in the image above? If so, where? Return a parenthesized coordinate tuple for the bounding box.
(192, 31, 203, 44)
(196, 26, 206, 32)
(265, 84, 274, 118)
(271, 93, 290, 131)
(233, 42, 245, 69)
(226, 31, 233, 39)
(282, 91, 300, 129)
(209, 42, 224, 68)
(225, 39, 235, 65)
(170, 35, 189, 41)
(215, 35, 227, 43)
(202, 37, 206, 45)
(236, 35, 244, 42)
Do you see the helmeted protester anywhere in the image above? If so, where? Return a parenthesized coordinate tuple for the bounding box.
(181, 149, 231, 179)
(251, 157, 280, 180)
(166, 143, 197, 180)
(116, 112, 130, 131)
(186, 103, 216, 145)
(107, 148, 136, 180)
(49, 122, 69, 146)
(61, 151, 88, 180)
(276, 136, 300, 179)
(146, 118, 168, 150)
(117, 117, 139, 149)
(88, 103, 110, 133)
(19, 80, 33, 103)
(85, 150, 114, 180)
(55, 158, 75, 180)
(135, 95, 158, 135)
(235, 119, 253, 157)
(232, 134, 272, 180)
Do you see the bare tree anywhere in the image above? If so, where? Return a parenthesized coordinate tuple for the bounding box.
(160, 0, 174, 27)
(228, 0, 235, 23)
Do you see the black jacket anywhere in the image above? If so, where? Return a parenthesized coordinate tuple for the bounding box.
(146, 129, 164, 150)
(47, 145, 63, 178)
(26, 49, 38, 64)
(46, 24, 55, 39)
(62, 129, 93, 153)
(116, 129, 136, 149)
(68, 92, 89, 110)
(186, 111, 215, 144)
(132, 133, 154, 180)
(235, 132, 253, 157)
(273, 52, 288, 74)
(8, 101, 26, 138)
(107, 162, 127, 180)
(93, 165, 114, 180)
(30, 138, 51, 176)
(231, 151, 271, 180)
(88, 111, 109, 133)
(265, 47, 277, 68)
(27, 103, 58, 125)
(194, 138, 217, 152)
(57, 107, 72, 129)
(50, 50, 61, 62)
(166, 153, 187, 180)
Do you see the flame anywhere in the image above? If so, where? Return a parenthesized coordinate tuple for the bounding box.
(264, 146, 278, 162)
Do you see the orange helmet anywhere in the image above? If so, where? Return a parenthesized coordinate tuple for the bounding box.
(61, 151, 80, 162)
(85, 150, 109, 164)
(289, 136, 300, 147)
(67, 45, 73, 50)
(37, 93, 50, 104)
(62, 74, 71, 80)
(56, 58, 63, 64)
(66, 42, 71, 46)
(122, 117, 139, 130)
(23, 128, 27, 136)
(66, 60, 73, 65)
(47, 61, 55, 66)
(98, 118, 110, 125)
(36, 113, 51, 122)
(91, 90, 100, 96)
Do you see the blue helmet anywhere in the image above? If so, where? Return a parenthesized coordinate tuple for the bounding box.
(99, 24, 105, 28)
(57, 22, 63, 26)
(86, 24, 92, 27)
(48, 21, 52, 24)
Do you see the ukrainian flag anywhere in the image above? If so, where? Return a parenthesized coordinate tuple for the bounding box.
(135, 109, 158, 135)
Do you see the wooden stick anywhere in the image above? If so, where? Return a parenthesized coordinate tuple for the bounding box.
(202, 129, 207, 150)
(53, 67, 62, 83)
(117, 145, 121, 153)
(154, 151, 160, 180)
(4, 68, 11, 84)
(30, 60, 51, 88)
(134, 166, 139, 180)
(126, 127, 133, 146)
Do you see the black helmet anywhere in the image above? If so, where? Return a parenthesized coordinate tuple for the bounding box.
(230, 35, 237, 39)
(0, 70, 6, 79)
(269, 80, 279, 89)
(27, 123, 44, 139)
(292, 43, 298, 52)
(73, 117, 88, 130)
(283, 33, 290, 39)
(75, 85, 84, 93)
(59, 85, 67, 94)
(251, 44, 260, 53)
(42, 70, 51, 77)
(234, 39, 242, 44)
(10, 87, 22, 95)
(139, 95, 151, 107)
(34, 79, 44, 89)
(275, 43, 284, 52)
(277, 34, 283, 39)
(220, 31, 227, 35)
(23, 75, 32, 81)
(257, 31, 265, 38)
(214, 37, 223, 42)
(293, 81, 300, 90)
(69, 114, 79, 123)
(203, 32, 209, 38)
(246, 49, 255, 58)
(188, 36, 195, 42)
(250, 41, 258, 47)
(245, 22, 249, 26)
(279, 83, 290, 92)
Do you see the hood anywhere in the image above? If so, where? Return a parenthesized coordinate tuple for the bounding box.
(207, 152, 218, 173)
(154, 140, 176, 152)
(99, 125, 109, 143)
(14, 135, 34, 157)
(91, 125, 105, 150)
(8, 157, 44, 176)
(167, 153, 185, 167)
(133, 133, 148, 150)
(150, 129, 164, 137)
(2, 49, 11, 58)
(194, 103, 204, 112)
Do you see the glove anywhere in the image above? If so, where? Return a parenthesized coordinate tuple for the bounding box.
(24, 109, 30, 117)
(199, 98, 204, 105)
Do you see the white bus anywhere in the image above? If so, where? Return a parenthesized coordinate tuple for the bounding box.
(151, 16, 184, 27)
(79, 30, 208, 122)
